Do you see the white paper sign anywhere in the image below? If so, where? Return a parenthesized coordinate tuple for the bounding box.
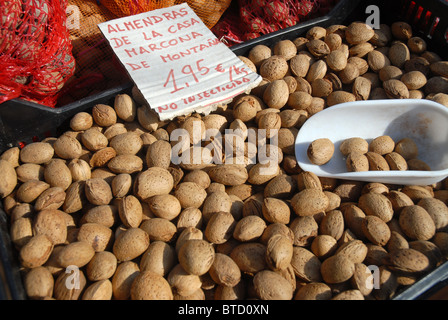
(98, 3, 262, 120)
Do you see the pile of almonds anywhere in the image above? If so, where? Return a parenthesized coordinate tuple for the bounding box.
(0, 20, 448, 300)
(241, 20, 448, 111)
(307, 135, 431, 172)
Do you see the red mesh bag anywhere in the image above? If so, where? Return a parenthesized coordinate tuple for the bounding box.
(211, 1, 246, 46)
(213, 0, 339, 46)
(239, 0, 322, 39)
(0, 0, 76, 107)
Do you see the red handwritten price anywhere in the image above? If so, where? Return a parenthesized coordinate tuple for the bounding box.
(163, 59, 210, 94)
(163, 60, 250, 94)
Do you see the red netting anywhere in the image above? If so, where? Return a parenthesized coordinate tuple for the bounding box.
(59, 0, 232, 107)
(0, 0, 76, 107)
(212, 0, 339, 46)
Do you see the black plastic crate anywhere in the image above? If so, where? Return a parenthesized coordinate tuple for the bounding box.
(1, 0, 448, 300)
(0, 82, 134, 155)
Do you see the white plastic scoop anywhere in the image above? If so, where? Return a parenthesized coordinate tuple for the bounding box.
(295, 99, 448, 186)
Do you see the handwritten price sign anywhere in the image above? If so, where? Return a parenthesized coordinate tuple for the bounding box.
(98, 3, 262, 120)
